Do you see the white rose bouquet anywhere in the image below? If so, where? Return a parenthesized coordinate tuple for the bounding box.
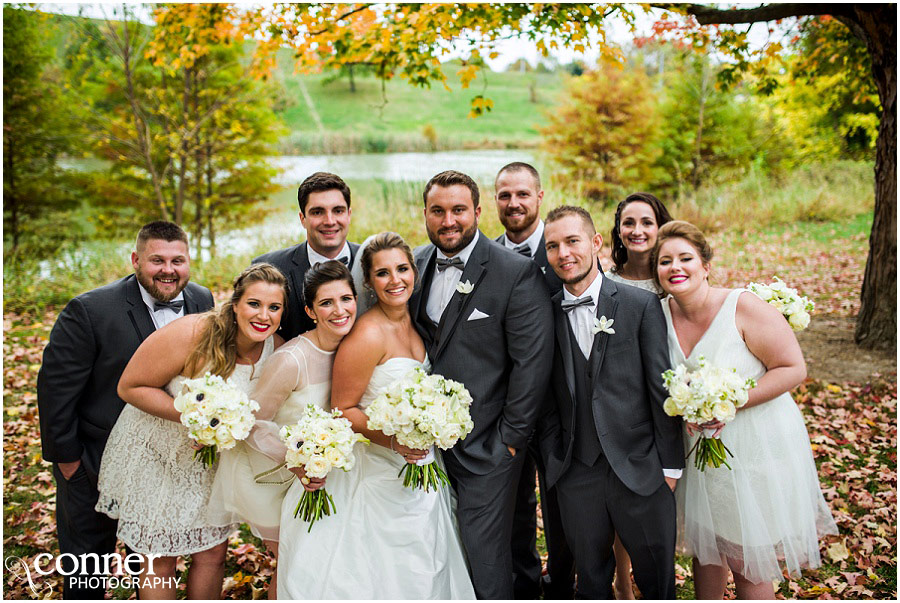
(366, 367, 474, 492)
(173, 372, 260, 467)
(280, 404, 368, 531)
(661, 356, 756, 471)
(747, 276, 814, 331)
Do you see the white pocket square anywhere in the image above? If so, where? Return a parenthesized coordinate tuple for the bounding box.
(467, 308, 490, 321)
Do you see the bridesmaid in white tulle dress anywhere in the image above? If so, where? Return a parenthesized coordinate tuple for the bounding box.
(278, 232, 475, 599)
(96, 264, 287, 599)
(652, 221, 837, 599)
(206, 260, 356, 599)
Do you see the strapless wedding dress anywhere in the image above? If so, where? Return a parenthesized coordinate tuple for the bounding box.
(277, 357, 475, 599)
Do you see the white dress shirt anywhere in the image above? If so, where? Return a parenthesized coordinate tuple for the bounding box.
(562, 271, 682, 480)
(139, 282, 185, 330)
(307, 241, 351, 267)
(426, 232, 481, 325)
(501, 220, 544, 258)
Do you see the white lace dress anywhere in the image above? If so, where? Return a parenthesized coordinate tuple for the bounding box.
(95, 337, 274, 555)
(207, 335, 333, 542)
(277, 357, 476, 600)
(604, 270, 662, 295)
(661, 290, 838, 583)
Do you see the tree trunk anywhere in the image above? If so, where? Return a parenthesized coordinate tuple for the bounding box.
(692, 61, 709, 191)
(849, 5, 897, 351)
(349, 64, 356, 93)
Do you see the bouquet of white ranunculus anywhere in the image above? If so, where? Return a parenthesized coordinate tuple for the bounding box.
(280, 404, 368, 531)
(747, 277, 814, 331)
(173, 372, 260, 467)
(366, 367, 474, 492)
(662, 356, 756, 471)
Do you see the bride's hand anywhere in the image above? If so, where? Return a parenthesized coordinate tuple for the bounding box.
(289, 466, 326, 492)
(686, 420, 725, 438)
(389, 437, 428, 464)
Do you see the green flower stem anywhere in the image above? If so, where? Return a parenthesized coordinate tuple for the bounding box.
(193, 445, 219, 467)
(398, 461, 451, 492)
(293, 487, 337, 532)
(688, 436, 734, 472)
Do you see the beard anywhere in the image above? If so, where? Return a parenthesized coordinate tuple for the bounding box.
(500, 206, 539, 235)
(135, 266, 188, 302)
(427, 221, 479, 256)
(559, 262, 595, 287)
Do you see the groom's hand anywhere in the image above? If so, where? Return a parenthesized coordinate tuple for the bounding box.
(665, 476, 677, 492)
(507, 445, 517, 458)
(58, 460, 81, 480)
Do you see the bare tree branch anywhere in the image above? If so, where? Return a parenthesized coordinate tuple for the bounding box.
(673, 3, 851, 26)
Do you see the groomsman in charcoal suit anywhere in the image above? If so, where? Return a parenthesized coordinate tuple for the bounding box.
(410, 170, 555, 599)
(37, 221, 214, 599)
(493, 162, 575, 600)
(254, 171, 360, 340)
(537, 206, 684, 599)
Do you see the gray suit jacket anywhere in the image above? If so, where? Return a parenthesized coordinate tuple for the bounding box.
(37, 274, 214, 474)
(494, 232, 563, 295)
(537, 276, 684, 495)
(254, 241, 360, 341)
(410, 232, 555, 475)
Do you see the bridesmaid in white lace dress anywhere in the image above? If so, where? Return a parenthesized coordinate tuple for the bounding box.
(652, 221, 837, 599)
(278, 232, 475, 599)
(207, 260, 356, 599)
(96, 264, 287, 599)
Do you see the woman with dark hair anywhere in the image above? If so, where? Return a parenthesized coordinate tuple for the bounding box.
(277, 232, 475, 600)
(208, 260, 357, 599)
(606, 192, 673, 295)
(654, 221, 836, 599)
(96, 263, 287, 599)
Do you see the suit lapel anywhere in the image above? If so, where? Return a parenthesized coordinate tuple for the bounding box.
(412, 246, 437, 346)
(125, 276, 156, 342)
(589, 276, 619, 381)
(552, 293, 577, 404)
(432, 235, 488, 360)
(290, 243, 311, 308)
(181, 285, 201, 315)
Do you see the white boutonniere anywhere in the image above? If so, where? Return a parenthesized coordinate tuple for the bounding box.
(456, 280, 474, 295)
(592, 316, 615, 335)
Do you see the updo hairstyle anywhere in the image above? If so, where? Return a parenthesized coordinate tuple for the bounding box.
(651, 220, 714, 291)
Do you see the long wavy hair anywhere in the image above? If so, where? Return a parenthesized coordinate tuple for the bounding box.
(185, 263, 288, 379)
(610, 192, 673, 273)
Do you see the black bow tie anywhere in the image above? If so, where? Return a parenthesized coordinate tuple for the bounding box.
(436, 256, 465, 272)
(337, 256, 349, 266)
(154, 300, 184, 312)
(561, 296, 593, 313)
(513, 244, 531, 257)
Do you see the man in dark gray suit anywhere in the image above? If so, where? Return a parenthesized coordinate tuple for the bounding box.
(254, 172, 360, 340)
(537, 206, 683, 599)
(493, 162, 574, 600)
(37, 221, 214, 599)
(410, 170, 554, 599)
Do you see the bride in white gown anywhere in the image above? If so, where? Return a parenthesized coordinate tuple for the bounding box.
(278, 232, 475, 599)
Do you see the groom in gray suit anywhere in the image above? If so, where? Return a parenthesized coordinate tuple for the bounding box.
(410, 170, 554, 599)
(537, 206, 683, 599)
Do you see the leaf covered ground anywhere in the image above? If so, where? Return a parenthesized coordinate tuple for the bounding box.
(3, 217, 895, 599)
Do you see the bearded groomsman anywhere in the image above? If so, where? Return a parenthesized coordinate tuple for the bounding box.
(38, 221, 214, 599)
(537, 206, 683, 599)
(255, 171, 360, 340)
(410, 170, 554, 599)
(493, 162, 574, 600)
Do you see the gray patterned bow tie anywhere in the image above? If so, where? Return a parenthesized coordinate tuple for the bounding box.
(561, 296, 593, 313)
(436, 257, 465, 272)
(513, 244, 531, 257)
(154, 300, 184, 312)
(337, 256, 349, 266)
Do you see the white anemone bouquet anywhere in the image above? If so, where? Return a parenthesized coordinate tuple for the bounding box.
(662, 356, 756, 471)
(173, 372, 259, 467)
(366, 367, 474, 491)
(280, 404, 368, 531)
(747, 276, 814, 331)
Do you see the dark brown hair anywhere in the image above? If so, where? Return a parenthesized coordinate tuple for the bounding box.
(297, 172, 352, 214)
(651, 220, 714, 291)
(360, 232, 418, 287)
(495, 162, 541, 190)
(423, 170, 480, 209)
(545, 205, 596, 235)
(610, 192, 673, 273)
(135, 221, 188, 251)
(303, 260, 356, 309)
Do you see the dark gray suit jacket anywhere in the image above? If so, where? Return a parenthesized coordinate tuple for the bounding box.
(494, 232, 564, 295)
(537, 276, 684, 496)
(410, 232, 555, 475)
(254, 241, 360, 341)
(37, 274, 214, 474)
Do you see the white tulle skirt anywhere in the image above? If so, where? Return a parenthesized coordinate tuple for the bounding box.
(676, 393, 838, 583)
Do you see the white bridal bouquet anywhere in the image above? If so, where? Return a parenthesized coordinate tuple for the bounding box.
(747, 276, 814, 331)
(367, 367, 474, 491)
(662, 356, 756, 471)
(173, 372, 260, 467)
(280, 405, 368, 531)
